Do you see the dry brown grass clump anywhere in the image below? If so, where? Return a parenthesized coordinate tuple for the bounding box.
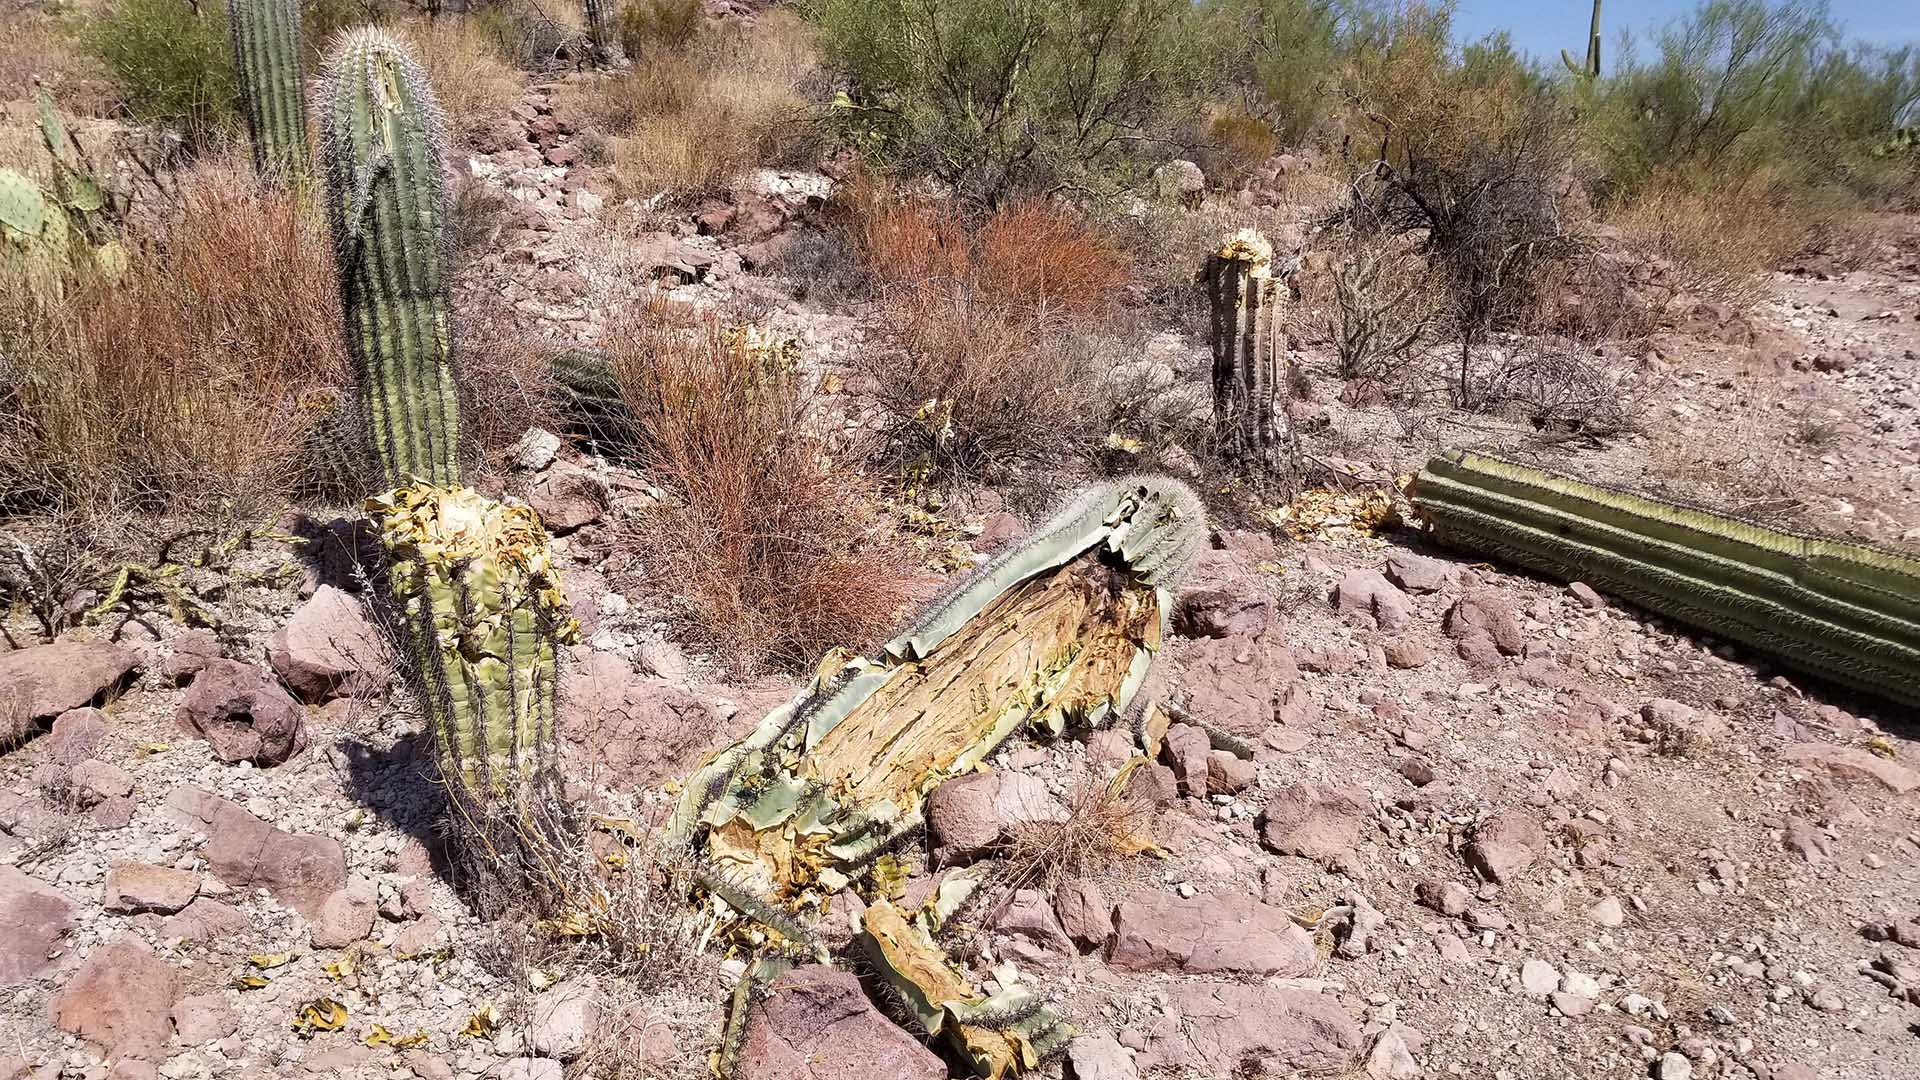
(564, 10, 819, 202)
(999, 774, 1152, 891)
(0, 14, 115, 117)
(1610, 169, 1816, 309)
(1, 159, 346, 517)
(394, 16, 526, 150)
(607, 300, 910, 671)
(847, 180, 1134, 483)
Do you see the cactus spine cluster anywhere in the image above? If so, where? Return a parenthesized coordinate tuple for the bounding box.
(316, 28, 576, 900)
(1205, 229, 1283, 466)
(227, 0, 310, 178)
(1562, 0, 1602, 78)
(318, 28, 461, 490)
(1412, 451, 1920, 707)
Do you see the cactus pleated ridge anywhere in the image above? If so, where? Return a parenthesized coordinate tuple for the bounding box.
(1206, 227, 1283, 464)
(317, 27, 461, 490)
(1412, 450, 1920, 707)
(227, 0, 309, 178)
(669, 475, 1203, 1076)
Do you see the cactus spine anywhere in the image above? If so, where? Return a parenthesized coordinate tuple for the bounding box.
(1412, 451, 1920, 707)
(316, 29, 576, 904)
(1205, 229, 1284, 467)
(318, 28, 461, 490)
(1561, 0, 1602, 78)
(227, 0, 310, 178)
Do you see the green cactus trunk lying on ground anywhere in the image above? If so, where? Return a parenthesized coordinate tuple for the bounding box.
(551, 347, 638, 455)
(317, 28, 576, 902)
(1412, 450, 1920, 707)
(1561, 0, 1602, 77)
(1206, 228, 1283, 466)
(671, 475, 1205, 1076)
(227, 0, 310, 178)
(317, 27, 461, 491)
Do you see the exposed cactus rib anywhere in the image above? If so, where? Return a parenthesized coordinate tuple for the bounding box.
(227, 0, 308, 178)
(317, 28, 460, 489)
(1412, 450, 1920, 706)
(1206, 229, 1284, 465)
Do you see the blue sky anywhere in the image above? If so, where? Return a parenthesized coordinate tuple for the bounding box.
(1452, 1, 1920, 62)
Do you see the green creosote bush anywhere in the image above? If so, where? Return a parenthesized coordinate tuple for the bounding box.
(619, 0, 702, 57)
(82, 0, 240, 148)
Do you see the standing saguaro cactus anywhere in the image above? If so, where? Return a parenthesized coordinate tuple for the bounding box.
(316, 28, 576, 905)
(227, 0, 310, 178)
(1561, 0, 1602, 78)
(584, 0, 621, 67)
(1205, 228, 1286, 468)
(317, 27, 461, 490)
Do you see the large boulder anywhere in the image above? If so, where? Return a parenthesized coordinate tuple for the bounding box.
(1109, 891, 1315, 977)
(0, 641, 138, 745)
(48, 936, 181, 1061)
(559, 650, 722, 789)
(175, 659, 309, 765)
(1145, 982, 1361, 1076)
(0, 865, 76, 987)
(267, 585, 389, 700)
(736, 965, 945, 1080)
(168, 786, 344, 916)
(926, 769, 1066, 865)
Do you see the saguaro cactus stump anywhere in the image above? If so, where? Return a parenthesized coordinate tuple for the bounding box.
(1206, 229, 1283, 467)
(1413, 450, 1920, 707)
(228, 0, 309, 178)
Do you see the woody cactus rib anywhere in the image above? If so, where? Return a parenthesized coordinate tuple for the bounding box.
(1206, 229, 1284, 466)
(317, 27, 460, 489)
(670, 475, 1204, 1077)
(227, 0, 309, 178)
(1412, 450, 1920, 707)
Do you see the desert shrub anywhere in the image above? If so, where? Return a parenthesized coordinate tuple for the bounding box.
(999, 776, 1150, 891)
(618, 0, 702, 57)
(1609, 170, 1814, 308)
(1198, 108, 1279, 189)
(1324, 231, 1441, 381)
(395, 17, 526, 150)
(814, 0, 1212, 204)
(81, 0, 238, 147)
(0, 160, 346, 518)
(1209, 0, 1349, 147)
(1, 13, 116, 118)
(568, 11, 819, 202)
(607, 301, 909, 670)
(848, 182, 1133, 482)
(472, 0, 582, 68)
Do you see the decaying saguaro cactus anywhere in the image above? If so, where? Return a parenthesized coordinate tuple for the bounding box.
(1561, 0, 1603, 78)
(672, 476, 1205, 1076)
(584, 0, 621, 67)
(317, 29, 577, 899)
(317, 27, 461, 490)
(1412, 450, 1920, 707)
(1206, 228, 1283, 465)
(227, 0, 309, 178)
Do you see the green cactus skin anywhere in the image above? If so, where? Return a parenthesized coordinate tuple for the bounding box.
(551, 347, 638, 454)
(1412, 450, 1920, 707)
(317, 28, 461, 490)
(227, 0, 310, 178)
(1, 167, 76, 297)
(1206, 230, 1283, 465)
(1561, 0, 1602, 78)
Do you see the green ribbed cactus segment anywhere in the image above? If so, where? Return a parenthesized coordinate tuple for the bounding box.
(1412, 450, 1920, 707)
(552, 348, 638, 454)
(317, 28, 460, 489)
(227, 0, 309, 178)
(0, 168, 73, 296)
(1561, 0, 1602, 77)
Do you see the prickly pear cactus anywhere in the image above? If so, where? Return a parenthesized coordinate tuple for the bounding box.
(316, 27, 460, 490)
(672, 475, 1206, 1076)
(1412, 450, 1920, 707)
(0, 168, 76, 297)
(227, 0, 310, 178)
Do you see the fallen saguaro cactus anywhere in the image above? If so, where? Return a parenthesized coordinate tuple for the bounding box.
(1411, 450, 1920, 707)
(670, 475, 1204, 1076)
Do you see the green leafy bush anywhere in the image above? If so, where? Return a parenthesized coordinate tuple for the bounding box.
(814, 0, 1212, 204)
(82, 0, 238, 146)
(620, 0, 702, 57)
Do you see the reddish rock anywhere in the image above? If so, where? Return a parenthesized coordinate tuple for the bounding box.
(171, 991, 239, 1044)
(528, 462, 608, 533)
(49, 936, 180, 1060)
(1109, 892, 1315, 976)
(169, 786, 345, 916)
(0, 641, 138, 742)
(736, 965, 944, 1080)
(995, 888, 1074, 957)
(1068, 1032, 1139, 1080)
(158, 897, 250, 941)
(1443, 592, 1524, 655)
(1179, 630, 1298, 738)
(311, 877, 378, 948)
(1334, 569, 1412, 633)
(266, 585, 389, 700)
(1054, 878, 1113, 949)
(1148, 982, 1361, 1076)
(1783, 742, 1920, 794)
(1173, 557, 1277, 639)
(0, 865, 76, 987)
(1206, 750, 1256, 795)
(46, 707, 109, 763)
(1383, 639, 1430, 669)
(560, 650, 721, 790)
(176, 659, 309, 765)
(1466, 811, 1547, 883)
(926, 769, 1065, 864)
(1384, 550, 1458, 594)
(102, 863, 199, 914)
(1159, 722, 1213, 798)
(1257, 783, 1372, 870)
(161, 629, 223, 683)
(71, 759, 133, 804)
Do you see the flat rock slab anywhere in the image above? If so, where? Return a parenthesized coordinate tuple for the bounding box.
(168, 786, 344, 916)
(1110, 891, 1316, 976)
(1, 641, 138, 742)
(0, 865, 77, 987)
(1147, 982, 1361, 1076)
(1784, 743, 1920, 793)
(736, 965, 944, 1080)
(49, 936, 181, 1061)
